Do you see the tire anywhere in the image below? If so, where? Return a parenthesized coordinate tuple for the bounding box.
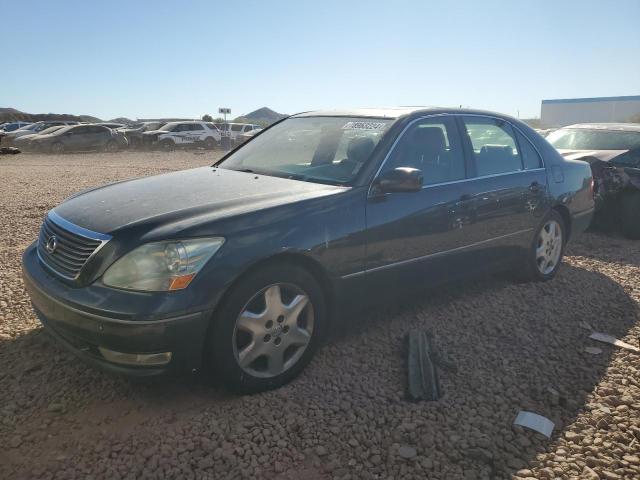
(620, 191, 640, 239)
(104, 140, 119, 153)
(160, 139, 175, 151)
(518, 210, 566, 282)
(50, 142, 64, 154)
(208, 263, 326, 394)
(203, 137, 216, 150)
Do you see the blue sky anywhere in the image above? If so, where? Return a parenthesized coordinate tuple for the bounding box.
(2, 0, 639, 120)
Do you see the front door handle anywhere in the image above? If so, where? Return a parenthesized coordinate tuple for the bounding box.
(529, 181, 542, 193)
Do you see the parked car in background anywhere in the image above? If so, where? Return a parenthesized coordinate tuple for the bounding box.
(0, 121, 32, 133)
(141, 121, 221, 150)
(13, 125, 67, 151)
(235, 127, 263, 145)
(217, 123, 262, 143)
(118, 121, 166, 148)
(30, 124, 128, 153)
(547, 123, 640, 238)
(1, 121, 79, 146)
(22, 107, 594, 393)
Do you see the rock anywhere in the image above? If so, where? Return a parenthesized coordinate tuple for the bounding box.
(397, 445, 417, 459)
(581, 466, 599, 480)
(47, 403, 64, 413)
(623, 455, 640, 465)
(316, 446, 328, 457)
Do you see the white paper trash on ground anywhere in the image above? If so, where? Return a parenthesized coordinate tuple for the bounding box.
(589, 332, 640, 353)
(513, 411, 555, 438)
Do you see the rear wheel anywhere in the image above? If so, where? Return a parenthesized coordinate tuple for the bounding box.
(518, 210, 566, 282)
(208, 264, 326, 394)
(620, 191, 640, 239)
(50, 142, 64, 154)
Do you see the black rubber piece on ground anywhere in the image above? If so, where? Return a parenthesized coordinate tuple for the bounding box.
(406, 330, 441, 402)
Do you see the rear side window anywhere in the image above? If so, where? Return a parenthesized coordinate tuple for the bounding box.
(462, 117, 523, 176)
(515, 130, 542, 169)
(382, 116, 466, 185)
(190, 123, 204, 131)
(231, 124, 243, 132)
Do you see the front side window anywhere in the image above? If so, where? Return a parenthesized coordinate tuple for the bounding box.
(231, 124, 243, 132)
(219, 116, 392, 185)
(382, 116, 466, 186)
(462, 117, 523, 176)
(190, 123, 204, 131)
(547, 128, 640, 151)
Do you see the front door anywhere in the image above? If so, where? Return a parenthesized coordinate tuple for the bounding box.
(364, 115, 476, 292)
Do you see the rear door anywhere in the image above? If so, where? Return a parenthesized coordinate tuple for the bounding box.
(457, 115, 548, 265)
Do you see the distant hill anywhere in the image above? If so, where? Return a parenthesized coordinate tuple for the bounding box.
(0, 107, 101, 124)
(237, 107, 287, 126)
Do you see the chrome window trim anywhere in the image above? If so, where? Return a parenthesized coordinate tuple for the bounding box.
(37, 210, 112, 281)
(369, 113, 546, 196)
(341, 228, 533, 279)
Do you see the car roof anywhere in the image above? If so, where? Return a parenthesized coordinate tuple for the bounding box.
(561, 123, 640, 132)
(291, 106, 518, 121)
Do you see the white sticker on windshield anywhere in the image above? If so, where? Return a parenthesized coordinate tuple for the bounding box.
(342, 121, 387, 130)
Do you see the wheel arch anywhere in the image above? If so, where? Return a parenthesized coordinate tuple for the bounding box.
(552, 204, 572, 241)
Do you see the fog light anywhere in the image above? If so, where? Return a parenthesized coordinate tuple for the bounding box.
(98, 347, 172, 366)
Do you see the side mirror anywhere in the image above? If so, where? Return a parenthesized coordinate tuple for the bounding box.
(374, 167, 423, 194)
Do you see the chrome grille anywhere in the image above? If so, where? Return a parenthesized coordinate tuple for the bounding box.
(37, 212, 110, 279)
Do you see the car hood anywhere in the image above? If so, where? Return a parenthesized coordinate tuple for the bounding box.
(142, 130, 165, 136)
(558, 149, 628, 162)
(54, 167, 346, 234)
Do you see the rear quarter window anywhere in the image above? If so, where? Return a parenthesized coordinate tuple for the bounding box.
(515, 130, 542, 169)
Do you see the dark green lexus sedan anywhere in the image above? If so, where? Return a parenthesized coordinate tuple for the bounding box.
(22, 107, 595, 393)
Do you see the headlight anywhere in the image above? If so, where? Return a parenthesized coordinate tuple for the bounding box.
(103, 238, 225, 292)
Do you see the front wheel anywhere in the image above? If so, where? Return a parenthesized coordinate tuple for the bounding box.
(160, 139, 175, 151)
(519, 211, 566, 282)
(620, 191, 640, 239)
(203, 137, 216, 150)
(50, 142, 64, 154)
(104, 140, 119, 153)
(208, 264, 326, 394)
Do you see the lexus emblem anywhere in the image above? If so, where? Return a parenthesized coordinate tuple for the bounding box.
(45, 235, 58, 254)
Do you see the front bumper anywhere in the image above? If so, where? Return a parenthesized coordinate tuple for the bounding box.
(22, 244, 212, 376)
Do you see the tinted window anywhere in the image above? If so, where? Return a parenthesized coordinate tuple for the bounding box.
(382, 117, 466, 185)
(72, 126, 92, 134)
(190, 123, 204, 131)
(515, 130, 542, 169)
(206, 123, 218, 130)
(462, 117, 523, 176)
(231, 124, 243, 132)
(89, 126, 109, 134)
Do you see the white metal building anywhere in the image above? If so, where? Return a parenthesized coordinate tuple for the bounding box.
(541, 95, 640, 127)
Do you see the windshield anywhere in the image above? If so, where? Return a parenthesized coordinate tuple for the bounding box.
(218, 117, 393, 185)
(37, 126, 65, 135)
(158, 123, 178, 132)
(547, 128, 640, 151)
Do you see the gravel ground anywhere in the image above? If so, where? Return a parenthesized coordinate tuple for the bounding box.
(1, 151, 639, 480)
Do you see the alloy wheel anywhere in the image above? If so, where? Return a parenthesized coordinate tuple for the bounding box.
(536, 220, 562, 275)
(232, 283, 314, 378)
